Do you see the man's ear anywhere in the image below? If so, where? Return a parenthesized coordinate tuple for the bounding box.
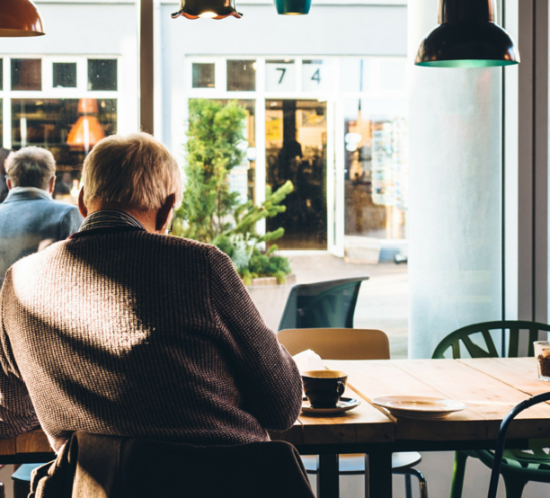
(6, 178, 12, 191)
(156, 193, 176, 232)
(78, 188, 88, 218)
(48, 176, 56, 194)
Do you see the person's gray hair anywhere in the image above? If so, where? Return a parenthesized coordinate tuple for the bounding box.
(5, 147, 56, 190)
(82, 133, 183, 211)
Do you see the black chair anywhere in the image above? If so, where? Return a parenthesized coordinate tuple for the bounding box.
(488, 392, 550, 498)
(30, 432, 316, 498)
(278, 276, 369, 331)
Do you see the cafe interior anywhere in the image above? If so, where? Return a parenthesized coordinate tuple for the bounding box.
(0, 0, 549, 497)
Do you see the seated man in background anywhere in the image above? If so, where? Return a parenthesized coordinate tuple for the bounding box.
(0, 147, 83, 284)
(0, 132, 302, 452)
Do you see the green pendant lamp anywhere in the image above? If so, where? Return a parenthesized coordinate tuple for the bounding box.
(274, 0, 311, 15)
(415, 0, 519, 68)
(171, 0, 242, 19)
(0, 0, 45, 37)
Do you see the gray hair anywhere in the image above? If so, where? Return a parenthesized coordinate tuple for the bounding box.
(82, 133, 183, 211)
(5, 147, 56, 190)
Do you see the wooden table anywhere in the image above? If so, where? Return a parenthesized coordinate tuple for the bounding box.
(3, 358, 550, 498)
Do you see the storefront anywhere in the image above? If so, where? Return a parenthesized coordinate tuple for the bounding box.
(183, 55, 408, 256)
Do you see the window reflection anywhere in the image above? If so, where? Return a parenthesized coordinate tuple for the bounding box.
(11, 99, 117, 201)
(192, 63, 215, 88)
(88, 59, 117, 91)
(227, 60, 256, 92)
(53, 63, 77, 89)
(344, 99, 408, 239)
(11, 59, 41, 91)
(266, 99, 327, 249)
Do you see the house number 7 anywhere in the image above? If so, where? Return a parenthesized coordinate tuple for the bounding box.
(276, 68, 286, 84)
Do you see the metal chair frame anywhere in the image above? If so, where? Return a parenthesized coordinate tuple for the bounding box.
(433, 320, 550, 498)
(488, 392, 550, 498)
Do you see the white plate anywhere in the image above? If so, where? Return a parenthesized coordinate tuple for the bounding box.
(372, 395, 467, 420)
(301, 397, 361, 416)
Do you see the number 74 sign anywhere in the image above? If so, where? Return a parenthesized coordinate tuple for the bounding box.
(265, 61, 328, 92)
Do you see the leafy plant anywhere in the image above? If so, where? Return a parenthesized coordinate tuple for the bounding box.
(174, 99, 293, 284)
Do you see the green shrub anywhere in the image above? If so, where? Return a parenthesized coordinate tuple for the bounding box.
(175, 99, 293, 284)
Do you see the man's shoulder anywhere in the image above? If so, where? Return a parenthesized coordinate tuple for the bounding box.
(0, 197, 78, 214)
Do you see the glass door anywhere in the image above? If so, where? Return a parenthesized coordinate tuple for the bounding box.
(265, 99, 328, 249)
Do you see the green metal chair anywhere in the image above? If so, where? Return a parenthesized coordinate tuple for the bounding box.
(432, 320, 550, 498)
(277, 276, 369, 331)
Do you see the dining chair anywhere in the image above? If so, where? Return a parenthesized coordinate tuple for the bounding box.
(278, 327, 428, 498)
(30, 432, 316, 498)
(277, 276, 369, 331)
(433, 320, 550, 498)
(487, 392, 550, 498)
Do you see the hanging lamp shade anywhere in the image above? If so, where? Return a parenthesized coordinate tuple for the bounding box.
(274, 0, 311, 15)
(171, 0, 242, 20)
(0, 0, 45, 37)
(67, 116, 106, 149)
(77, 98, 99, 114)
(415, 0, 519, 68)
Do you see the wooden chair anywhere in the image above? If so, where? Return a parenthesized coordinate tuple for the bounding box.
(278, 277, 369, 331)
(433, 320, 550, 498)
(278, 327, 428, 498)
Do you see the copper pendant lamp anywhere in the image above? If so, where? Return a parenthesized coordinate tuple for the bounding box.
(171, 0, 242, 19)
(0, 0, 45, 37)
(67, 99, 106, 153)
(415, 0, 519, 68)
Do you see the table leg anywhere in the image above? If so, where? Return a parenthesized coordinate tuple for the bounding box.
(367, 450, 392, 498)
(317, 454, 339, 498)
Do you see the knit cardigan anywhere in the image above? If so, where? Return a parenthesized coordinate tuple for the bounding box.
(0, 229, 303, 452)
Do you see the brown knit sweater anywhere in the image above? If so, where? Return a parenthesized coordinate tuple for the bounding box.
(0, 228, 302, 452)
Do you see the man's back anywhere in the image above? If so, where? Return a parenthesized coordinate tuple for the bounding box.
(0, 189, 82, 277)
(0, 229, 302, 452)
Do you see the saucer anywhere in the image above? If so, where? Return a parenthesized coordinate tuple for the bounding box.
(301, 397, 361, 416)
(372, 395, 467, 420)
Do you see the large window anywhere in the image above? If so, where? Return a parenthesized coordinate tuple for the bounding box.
(0, 57, 120, 203)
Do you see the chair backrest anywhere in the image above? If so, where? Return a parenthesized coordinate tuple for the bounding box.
(31, 432, 315, 498)
(487, 391, 550, 498)
(277, 276, 369, 331)
(432, 320, 550, 359)
(278, 328, 390, 360)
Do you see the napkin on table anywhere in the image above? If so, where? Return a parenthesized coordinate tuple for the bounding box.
(292, 349, 324, 374)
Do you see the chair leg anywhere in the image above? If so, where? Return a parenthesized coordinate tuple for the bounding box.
(395, 467, 428, 498)
(405, 474, 413, 498)
(502, 474, 527, 498)
(450, 451, 468, 498)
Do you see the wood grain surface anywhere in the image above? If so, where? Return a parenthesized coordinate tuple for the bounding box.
(4, 358, 550, 456)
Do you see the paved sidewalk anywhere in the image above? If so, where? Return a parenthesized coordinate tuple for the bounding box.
(287, 254, 409, 359)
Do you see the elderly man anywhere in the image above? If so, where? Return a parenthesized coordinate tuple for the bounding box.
(0, 147, 83, 282)
(0, 132, 302, 452)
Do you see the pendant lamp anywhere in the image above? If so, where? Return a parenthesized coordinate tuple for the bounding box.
(415, 0, 519, 68)
(171, 0, 242, 20)
(0, 0, 45, 37)
(67, 99, 106, 153)
(274, 0, 311, 15)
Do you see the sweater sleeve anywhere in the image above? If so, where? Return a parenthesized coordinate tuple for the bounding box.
(0, 269, 40, 438)
(207, 246, 302, 432)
